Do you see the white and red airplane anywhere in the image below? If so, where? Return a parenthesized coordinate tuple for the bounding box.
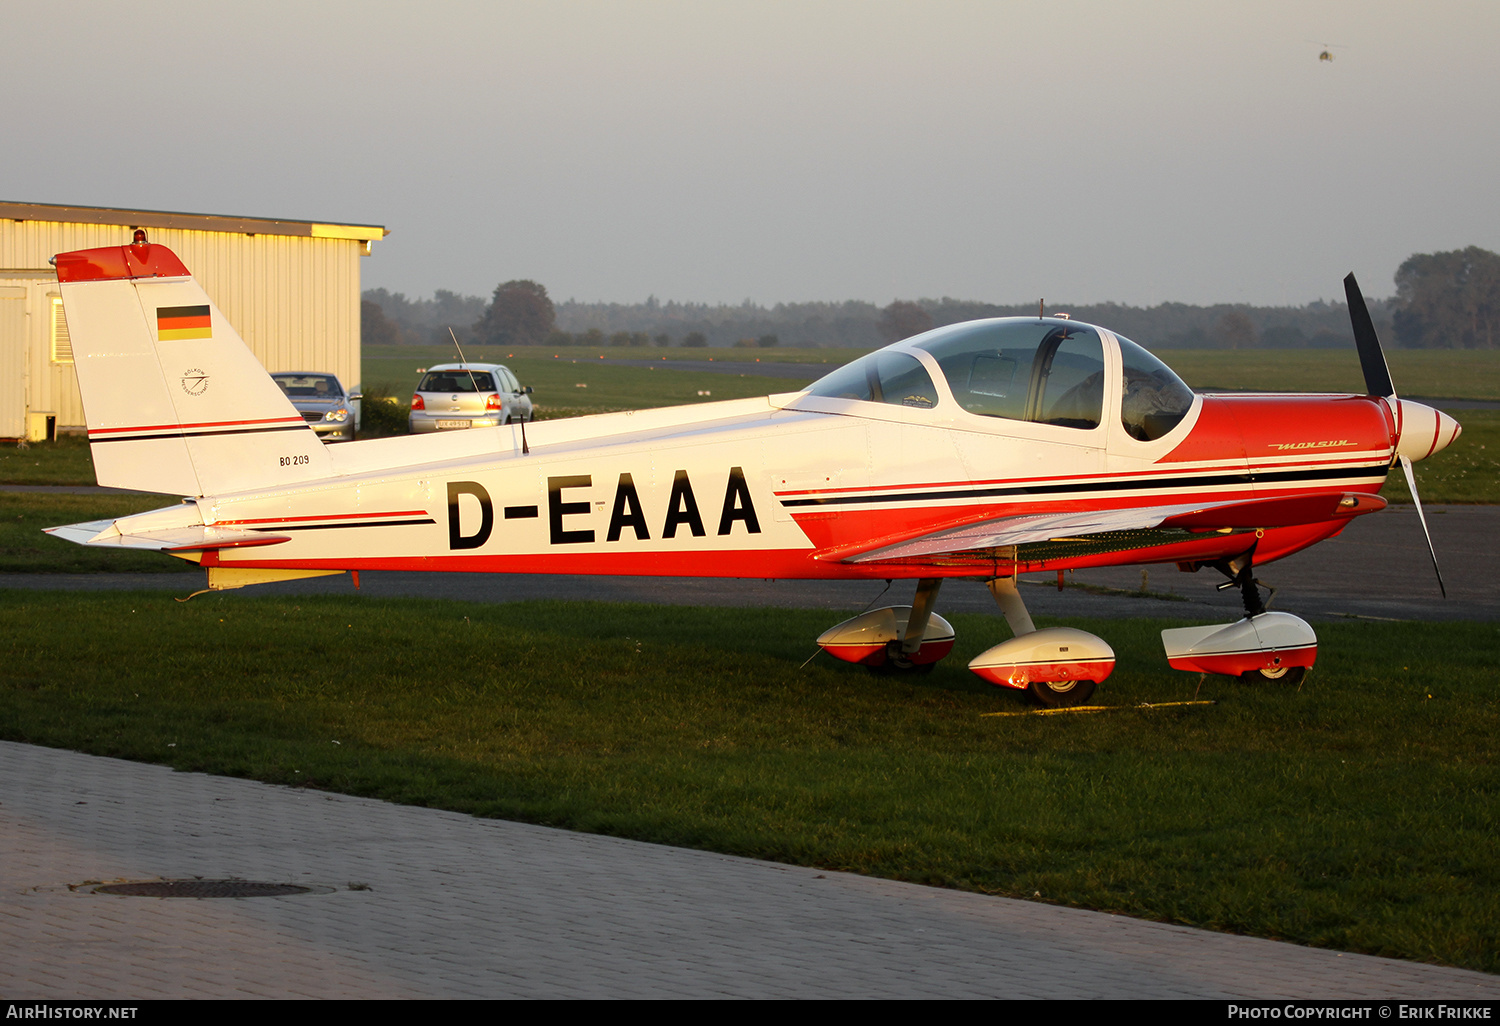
(46, 237, 1461, 705)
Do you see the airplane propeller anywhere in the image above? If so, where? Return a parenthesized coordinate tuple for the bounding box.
(1343, 273, 1447, 597)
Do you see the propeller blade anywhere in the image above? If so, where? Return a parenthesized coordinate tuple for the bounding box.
(1399, 454, 1447, 598)
(1344, 273, 1396, 399)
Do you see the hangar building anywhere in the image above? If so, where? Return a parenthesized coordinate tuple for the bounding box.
(0, 201, 386, 441)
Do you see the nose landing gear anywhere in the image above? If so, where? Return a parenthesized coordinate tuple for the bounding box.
(1162, 549, 1318, 683)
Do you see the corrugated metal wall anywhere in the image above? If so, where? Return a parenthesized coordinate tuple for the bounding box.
(0, 219, 364, 435)
(0, 287, 25, 439)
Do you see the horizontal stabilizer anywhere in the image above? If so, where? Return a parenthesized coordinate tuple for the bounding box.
(44, 520, 290, 553)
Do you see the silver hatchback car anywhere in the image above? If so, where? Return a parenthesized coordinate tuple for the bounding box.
(271, 372, 360, 443)
(408, 362, 534, 434)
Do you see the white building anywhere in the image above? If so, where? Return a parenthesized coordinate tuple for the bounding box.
(0, 201, 385, 440)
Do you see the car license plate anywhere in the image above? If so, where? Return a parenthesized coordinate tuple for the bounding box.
(436, 420, 471, 429)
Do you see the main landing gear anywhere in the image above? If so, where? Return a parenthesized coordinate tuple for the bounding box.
(966, 577, 1115, 707)
(815, 576, 1115, 707)
(814, 578, 956, 673)
(1161, 550, 1317, 685)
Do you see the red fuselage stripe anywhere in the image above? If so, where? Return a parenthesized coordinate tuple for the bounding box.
(88, 416, 305, 436)
(208, 519, 1348, 580)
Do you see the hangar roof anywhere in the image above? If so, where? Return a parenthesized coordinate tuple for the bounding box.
(0, 201, 387, 242)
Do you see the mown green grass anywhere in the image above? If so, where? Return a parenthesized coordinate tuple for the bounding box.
(362, 348, 808, 418)
(0, 435, 98, 486)
(1166, 348, 1500, 400)
(2, 590, 1495, 972)
(363, 342, 857, 371)
(363, 343, 1500, 400)
(0, 494, 195, 572)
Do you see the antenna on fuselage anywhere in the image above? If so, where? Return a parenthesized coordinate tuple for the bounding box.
(1038, 299, 1044, 319)
(448, 327, 526, 454)
(447, 327, 482, 393)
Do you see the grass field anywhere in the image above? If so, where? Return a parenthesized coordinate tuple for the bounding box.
(1166, 348, 1500, 401)
(0, 434, 97, 486)
(2, 590, 1495, 973)
(363, 343, 1500, 401)
(0, 493, 194, 573)
(362, 345, 810, 419)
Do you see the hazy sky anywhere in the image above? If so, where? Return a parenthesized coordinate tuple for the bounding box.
(5, 1, 1498, 306)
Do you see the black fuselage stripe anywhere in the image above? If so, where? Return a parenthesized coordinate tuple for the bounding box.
(779, 463, 1389, 507)
(90, 425, 310, 443)
(258, 518, 437, 532)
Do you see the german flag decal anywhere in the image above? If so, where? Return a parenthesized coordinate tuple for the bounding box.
(157, 305, 212, 341)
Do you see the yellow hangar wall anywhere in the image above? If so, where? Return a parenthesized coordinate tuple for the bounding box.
(0, 203, 385, 440)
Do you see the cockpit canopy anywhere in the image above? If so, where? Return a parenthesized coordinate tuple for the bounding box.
(804, 318, 1195, 442)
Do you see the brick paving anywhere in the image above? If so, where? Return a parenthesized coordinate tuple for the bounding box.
(2, 740, 1497, 999)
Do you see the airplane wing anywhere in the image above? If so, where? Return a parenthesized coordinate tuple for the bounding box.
(43, 519, 292, 554)
(838, 492, 1386, 565)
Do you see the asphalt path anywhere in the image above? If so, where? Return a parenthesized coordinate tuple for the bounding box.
(8, 739, 1497, 999)
(3, 504, 1494, 623)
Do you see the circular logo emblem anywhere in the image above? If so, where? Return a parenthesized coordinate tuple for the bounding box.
(181, 368, 209, 396)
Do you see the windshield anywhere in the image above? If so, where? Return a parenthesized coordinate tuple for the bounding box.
(272, 374, 342, 398)
(806, 351, 940, 409)
(913, 320, 1105, 429)
(418, 371, 497, 393)
(1116, 336, 1194, 441)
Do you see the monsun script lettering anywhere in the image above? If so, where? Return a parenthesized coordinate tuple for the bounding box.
(1272, 440, 1353, 451)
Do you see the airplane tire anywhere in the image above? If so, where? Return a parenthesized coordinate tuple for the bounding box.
(1241, 665, 1307, 686)
(870, 641, 938, 675)
(1026, 679, 1096, 707)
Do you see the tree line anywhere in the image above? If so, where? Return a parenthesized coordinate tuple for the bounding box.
(363, 246, 1499, 351)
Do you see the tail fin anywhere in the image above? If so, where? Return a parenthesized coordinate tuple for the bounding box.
(55, 240, 332, 496)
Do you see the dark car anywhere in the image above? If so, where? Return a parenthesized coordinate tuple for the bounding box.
(271, 372, 360, 442)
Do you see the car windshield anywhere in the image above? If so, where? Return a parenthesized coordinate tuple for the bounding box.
(273, 374, 341, 398)
(912, 320, 1105, 429)
(418, 371, 496, 393)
